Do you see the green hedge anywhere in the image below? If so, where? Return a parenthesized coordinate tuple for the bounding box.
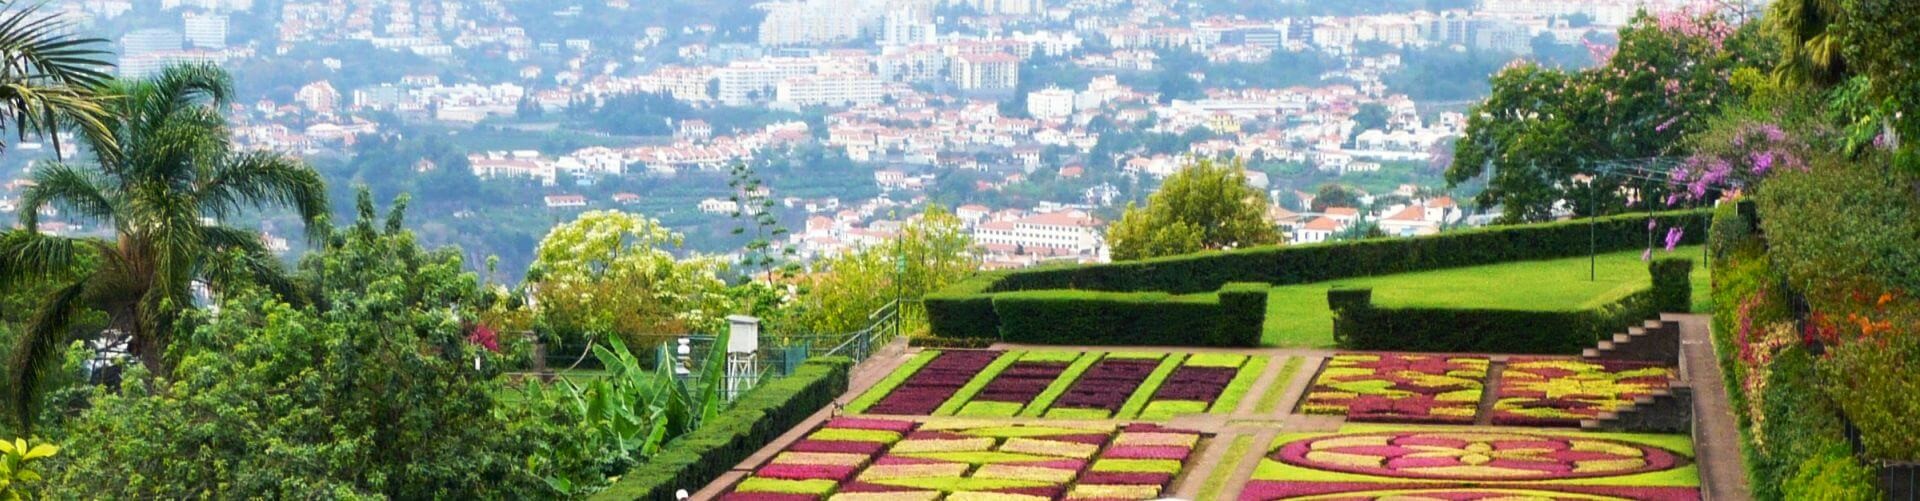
(988, 282, 1267, 347)
(590, 357, 852, 501)
(926, 210, 1709, 341)
(1331, 258, 1691, 354)
(983, 209, 1711, 294)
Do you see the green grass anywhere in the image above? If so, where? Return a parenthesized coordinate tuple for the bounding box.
(956, 401, 1025, 417)
(1254, 357, 1304, 414)
(1044, 407, 1113, 420)
(1021, 352, 1102, 417)
(1197, 435, 1254, 501)
(1090, 458, 1183, 473)
(933, 351, 1023, 416)
(1211, 355, 1272, 414)
(1115, 354, 1187, 419)
(1139, 400, 1210, 421)
(1261, 246, 1711, 347)
(1186, 353, 1249, 368)
(1019, 350, 1083, 362)
(846, 350, 940, 413)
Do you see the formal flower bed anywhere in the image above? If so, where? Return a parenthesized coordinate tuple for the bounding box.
(721, 420, 1205, 500)
(1492, 357, 1677, 427)
(852, 350, 1261, 420)
(1300, 353, 1490, 423)
(852, 350, 1005, 415)
(1239, 425, 1701, 501)
(1138, 353, 1257, 420)
(1046, 357, 1165, 419)
(959, 360, 1071, 417)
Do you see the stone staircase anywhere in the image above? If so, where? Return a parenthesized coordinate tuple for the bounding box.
(1582, 319, 1681, 366)
(1580, 382, 1693, 433)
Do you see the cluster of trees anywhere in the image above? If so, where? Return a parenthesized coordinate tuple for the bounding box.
(0, 5, 981, 498)
(1107, 158, 1279, 260)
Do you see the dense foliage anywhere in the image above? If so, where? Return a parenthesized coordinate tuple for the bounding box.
(1106, 158, 1278, 260)
(526, 210, 737, 347)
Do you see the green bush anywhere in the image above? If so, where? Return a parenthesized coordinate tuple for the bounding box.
(1710, 200, 1759, 259)
(1781, 450, 1881, 501)
(927, 210, 1708, 340)
(1744, 348, 1859, 501)
(1332, 260, 1690, 354)
(1757, 162, 1920, 301)
(590, 357, 852, 501)
(989, 282, 1267, 347)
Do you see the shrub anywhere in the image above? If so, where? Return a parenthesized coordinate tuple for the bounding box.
(989, 282, 1267, 347)
(589, 357, 851, 501)
(1757, 162, 1920, 301)
(1781, 450, 1882, 501)
(923, 273, 1005, 341)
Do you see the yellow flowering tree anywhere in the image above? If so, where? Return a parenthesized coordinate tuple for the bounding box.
(527, 211, 735, 347)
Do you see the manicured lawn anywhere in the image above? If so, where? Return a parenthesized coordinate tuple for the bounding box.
(1262, 246, 1711, 347)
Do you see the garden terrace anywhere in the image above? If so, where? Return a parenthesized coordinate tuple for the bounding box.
(716, 419, 1205, 500)
(846, 349, 1272, 421)
(925, 209, 1710, 345)
(1240, 424, 1702, 500)
(1299, 353, 1490, 424)
(1492, 357, 1677, 427)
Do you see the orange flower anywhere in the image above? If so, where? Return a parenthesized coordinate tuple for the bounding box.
(1878, 293, 1895, 307)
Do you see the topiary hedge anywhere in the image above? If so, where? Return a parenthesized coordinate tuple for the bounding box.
(982, 209, 1711, 294)
(925, 209, 1709, 341)
(1330, 258, 1692, 354)
(989, 282, 1267, 347)
(589, 356, 852, 501)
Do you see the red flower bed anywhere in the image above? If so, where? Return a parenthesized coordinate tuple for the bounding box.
(1149, 365, 1236, 401)
(865, 350, 1002, 415)
(973, 361, 1069, 402)
(1237, 481, 1702, 501)
(1300, 353, 1488, 424)
(1053, 359, 1161, 412)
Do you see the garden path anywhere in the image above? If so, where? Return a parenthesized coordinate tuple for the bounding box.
(1670, 312, 1752, 500)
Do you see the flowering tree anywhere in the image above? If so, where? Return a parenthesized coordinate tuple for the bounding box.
(1448, 8, 1746, 222)
(527, 211, 735, 346)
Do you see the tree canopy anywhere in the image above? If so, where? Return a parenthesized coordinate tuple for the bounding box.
(1107, 158, 1278, 261)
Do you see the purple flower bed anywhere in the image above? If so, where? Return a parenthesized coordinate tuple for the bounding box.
(865, 350, 1002, 415)
(1150, 366, 1237, 401)
(1053, 359, 1161, 412)
(786, 440, 887, 455)
(973, 361, 1069, 402)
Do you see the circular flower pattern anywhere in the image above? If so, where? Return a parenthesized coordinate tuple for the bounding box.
(1273, 431, 1686, 481)
(1282, 487, 1635, 500)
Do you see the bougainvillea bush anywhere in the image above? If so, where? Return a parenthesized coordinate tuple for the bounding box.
(1300, 353, 1489, 423)
(721, 420, 1204, 500)
(1240, 425, 1702, 501)
(849, 350, 1003, 415)
(1492, 357, 1676, 427)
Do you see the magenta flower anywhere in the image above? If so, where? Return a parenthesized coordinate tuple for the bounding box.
(1665, 227, 1685, 251)
(466, 324, 500, 353)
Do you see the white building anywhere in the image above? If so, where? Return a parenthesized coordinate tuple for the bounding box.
(1293, 216, 1342, 244)
(699, 198, 741, 214)
(757, 0, 882, 46)
(973, 210, 1103, 257)
(1026, 87, 1075, 119)
(951, 53, 1020, 91)
(881, 7, 937, 47)
(182, 12, 227, 49)
(776, 72, 884, 107)
(717, 58, 825, 105)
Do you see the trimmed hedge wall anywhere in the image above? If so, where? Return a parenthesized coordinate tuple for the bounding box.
(989, 282, 1267, 347)
(589, 356, 853, 501)
(1331, 258, 1692, 354)
(985, 209, 1711, 294)
(926, 209, 1710, 341)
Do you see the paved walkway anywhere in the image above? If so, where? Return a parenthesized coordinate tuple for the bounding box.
(1669, 312, 1753, 501)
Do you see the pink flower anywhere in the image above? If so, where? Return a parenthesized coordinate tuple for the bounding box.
(467, 324, 500, 353)
(1750, 150, 1776, 175)
(1665, 227, 1685, 251)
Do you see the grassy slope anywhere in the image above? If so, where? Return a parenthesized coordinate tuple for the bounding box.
(1262, 246, 1711, 348)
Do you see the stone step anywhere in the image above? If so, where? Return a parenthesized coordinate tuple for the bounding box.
(1628, 327, 1647, 336)
(1613, 333, 1632, 343)
(1644, 319, 1665, 329)
(1582, 348, 1601, 358)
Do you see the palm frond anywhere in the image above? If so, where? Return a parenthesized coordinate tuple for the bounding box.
(15, 160, 116, 230)
(197, 151, 329, 241)
(0, 229, 96, 290)
(6, 278, 90, 431)
(0, 3, 113, 87)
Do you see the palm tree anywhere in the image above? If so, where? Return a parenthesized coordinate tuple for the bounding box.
(1769, 0, 1848, 88)
(0, 64, 328, 429)
(0, 2, 116, 156)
